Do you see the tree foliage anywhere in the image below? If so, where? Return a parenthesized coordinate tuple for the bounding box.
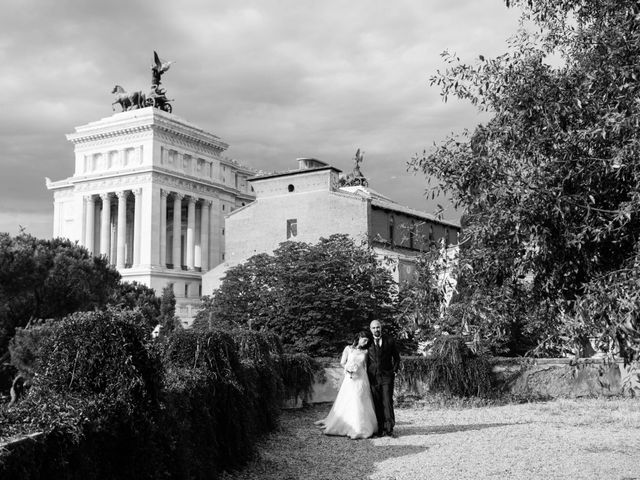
(0, 233, 121, 356)
(158, 283, 181, 334)
(395, 241, 456, 343)
(107, 281, 161, 329)
(414, 0, 640, 359)
(195, 234, 397, 356)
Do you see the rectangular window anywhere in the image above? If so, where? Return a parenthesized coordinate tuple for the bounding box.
(286, 219, 297, 239)
(184, 283, 189, 297)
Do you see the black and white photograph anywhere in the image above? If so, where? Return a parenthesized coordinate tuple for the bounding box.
(1, 1, 639, 479)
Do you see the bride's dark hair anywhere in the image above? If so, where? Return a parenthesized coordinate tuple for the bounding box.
(351, 330, 370, 349)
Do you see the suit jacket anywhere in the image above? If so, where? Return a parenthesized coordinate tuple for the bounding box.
(367, 335, 400, 382)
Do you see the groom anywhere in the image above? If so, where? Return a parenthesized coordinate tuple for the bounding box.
(367, 319, 400, 437)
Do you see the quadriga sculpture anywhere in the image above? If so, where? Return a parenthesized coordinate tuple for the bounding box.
(111, 85, 146, 112)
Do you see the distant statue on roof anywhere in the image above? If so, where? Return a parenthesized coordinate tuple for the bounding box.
(341, 148, 369, 187)
(147, 51, 174, 112)
(111, 51, 174, 113)
(111, 85, 146, 111)
(353, 148, 364, 176)
(151, 50, 174, 87)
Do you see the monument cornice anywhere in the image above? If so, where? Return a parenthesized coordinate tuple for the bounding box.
(152, 123, 228, 154)
(152, 169, 255, 200)
(71, 172, 154, 192)
(45, 177, 73, 191)
(67, 108, 230, 154)
(56, 166, 254, 202)
(67, 125, 153, 145)
(72, 130, 153, 150)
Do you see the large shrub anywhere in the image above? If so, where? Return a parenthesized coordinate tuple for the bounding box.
(1, 317, 287, 480)
(5, 310, 162, 434)
(35, 310, 161, 409)
(156, 328, 285, 478)
(1, 309, 164, 479)
(195, 234, 397, 356)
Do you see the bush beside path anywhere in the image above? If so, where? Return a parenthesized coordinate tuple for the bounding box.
(222, 398, 640, 480)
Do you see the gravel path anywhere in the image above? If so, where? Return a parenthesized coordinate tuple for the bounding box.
(221, 398, 640, 480)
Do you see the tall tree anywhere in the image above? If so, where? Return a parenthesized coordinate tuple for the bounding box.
(158, 283, 181, 333)
(0, 233, 121, 356)
(195, 234, 396, 356)
(108, 281, 161, 328)
(414, 1, 640, 358)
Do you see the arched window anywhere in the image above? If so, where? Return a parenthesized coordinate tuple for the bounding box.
(389, 216, 395, 245)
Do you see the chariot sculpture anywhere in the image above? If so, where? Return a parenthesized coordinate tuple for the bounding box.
(111, 51, 174, 113)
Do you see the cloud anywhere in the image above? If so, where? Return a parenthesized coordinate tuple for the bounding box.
(0, 0, 522, 238)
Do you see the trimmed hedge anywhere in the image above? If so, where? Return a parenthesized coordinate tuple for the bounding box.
(1, 310, 163, 479)
(0, 311, 311, 480)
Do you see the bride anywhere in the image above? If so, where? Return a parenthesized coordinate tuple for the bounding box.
(315, 331, 377, 439)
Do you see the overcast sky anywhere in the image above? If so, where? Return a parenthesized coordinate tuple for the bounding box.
(0, 0, 522, 239)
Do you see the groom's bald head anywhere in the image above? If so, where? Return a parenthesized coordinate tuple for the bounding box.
(370, 319, 382, 338)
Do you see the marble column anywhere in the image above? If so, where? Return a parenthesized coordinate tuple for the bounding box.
(99, 193, 111, 258)
(85, 195, 95, 255)
(186, 196, 196, 270)
(172, 193, 183, 269)
(116, 191, 128, 269)
(209, 198, 219, 266)
(133, 189, 142, 267)
(159, 189, 168, 267)
(200, 200, 211, 271)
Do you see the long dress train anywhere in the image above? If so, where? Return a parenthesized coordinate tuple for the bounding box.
(315, 346, 377, 439)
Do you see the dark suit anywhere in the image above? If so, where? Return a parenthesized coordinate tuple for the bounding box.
(367, 335, 400, 435)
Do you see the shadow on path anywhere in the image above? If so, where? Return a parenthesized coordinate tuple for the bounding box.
(221, 404, 428, 480)
(398, 422, 524, 436)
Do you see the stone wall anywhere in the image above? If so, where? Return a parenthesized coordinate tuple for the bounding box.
(287, 357, 640, 407)
(490, 357, 639, 398)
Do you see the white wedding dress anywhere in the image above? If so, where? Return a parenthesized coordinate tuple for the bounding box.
(315, 346, 378, 439)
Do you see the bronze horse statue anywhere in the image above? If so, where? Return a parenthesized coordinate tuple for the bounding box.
(111, 85, 146, 111)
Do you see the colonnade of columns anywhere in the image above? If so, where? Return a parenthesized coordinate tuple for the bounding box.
(84, 189, 142, 268)
(160, 189, 213, 272)
(83, 188, 216, 272)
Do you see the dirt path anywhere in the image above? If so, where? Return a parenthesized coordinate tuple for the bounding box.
(221, 398, 640, 480)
